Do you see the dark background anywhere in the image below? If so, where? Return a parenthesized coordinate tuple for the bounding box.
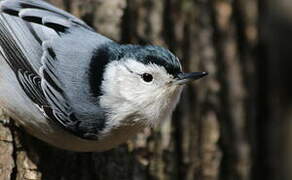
(0, 0, 291, 179)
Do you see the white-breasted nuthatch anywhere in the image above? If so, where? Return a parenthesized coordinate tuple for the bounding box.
(0, 0, 207, 152)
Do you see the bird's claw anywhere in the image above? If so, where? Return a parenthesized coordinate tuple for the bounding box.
(0, 118, 10, 125)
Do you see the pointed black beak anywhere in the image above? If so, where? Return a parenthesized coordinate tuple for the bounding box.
(175, 72, 208, 85)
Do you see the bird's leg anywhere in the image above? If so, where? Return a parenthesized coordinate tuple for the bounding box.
(0, 109, 11, 126)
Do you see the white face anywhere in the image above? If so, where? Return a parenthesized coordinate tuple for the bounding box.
(100, 58, 183, 127)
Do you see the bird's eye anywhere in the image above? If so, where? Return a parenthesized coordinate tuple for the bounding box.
(141, 73, 153, 83)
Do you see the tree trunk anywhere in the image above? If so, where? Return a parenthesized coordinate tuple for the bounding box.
(257, 0, 292, 179)
(0, 0, 261, 179)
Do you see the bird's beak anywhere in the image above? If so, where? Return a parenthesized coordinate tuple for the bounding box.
(174, 72, 208, 85)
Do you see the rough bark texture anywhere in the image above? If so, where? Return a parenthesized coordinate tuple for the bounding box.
(1, 0, 287, 179)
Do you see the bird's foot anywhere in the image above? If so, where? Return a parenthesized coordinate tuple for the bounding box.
(0, 118, 10, 126)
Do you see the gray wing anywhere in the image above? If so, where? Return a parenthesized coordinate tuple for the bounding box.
(0, 0, 112, 139)
(0, 14, 48, 105)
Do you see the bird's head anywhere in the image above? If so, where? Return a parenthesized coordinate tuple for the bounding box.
(98, 44, 207, 127)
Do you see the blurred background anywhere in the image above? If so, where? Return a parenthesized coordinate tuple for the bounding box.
(1, 0, 292, 179)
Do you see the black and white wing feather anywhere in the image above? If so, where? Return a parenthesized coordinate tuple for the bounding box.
(0, 0, 112, 139)
(0, 0, 92, 31)
(0, 14, 47, 106)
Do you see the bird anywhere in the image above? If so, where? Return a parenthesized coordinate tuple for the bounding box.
(0, 0, 207, 152)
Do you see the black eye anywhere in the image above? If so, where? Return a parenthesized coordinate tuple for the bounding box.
(141, 73, 153, 82)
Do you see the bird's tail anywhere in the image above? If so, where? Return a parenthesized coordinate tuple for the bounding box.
(0, 0, 93, 33)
